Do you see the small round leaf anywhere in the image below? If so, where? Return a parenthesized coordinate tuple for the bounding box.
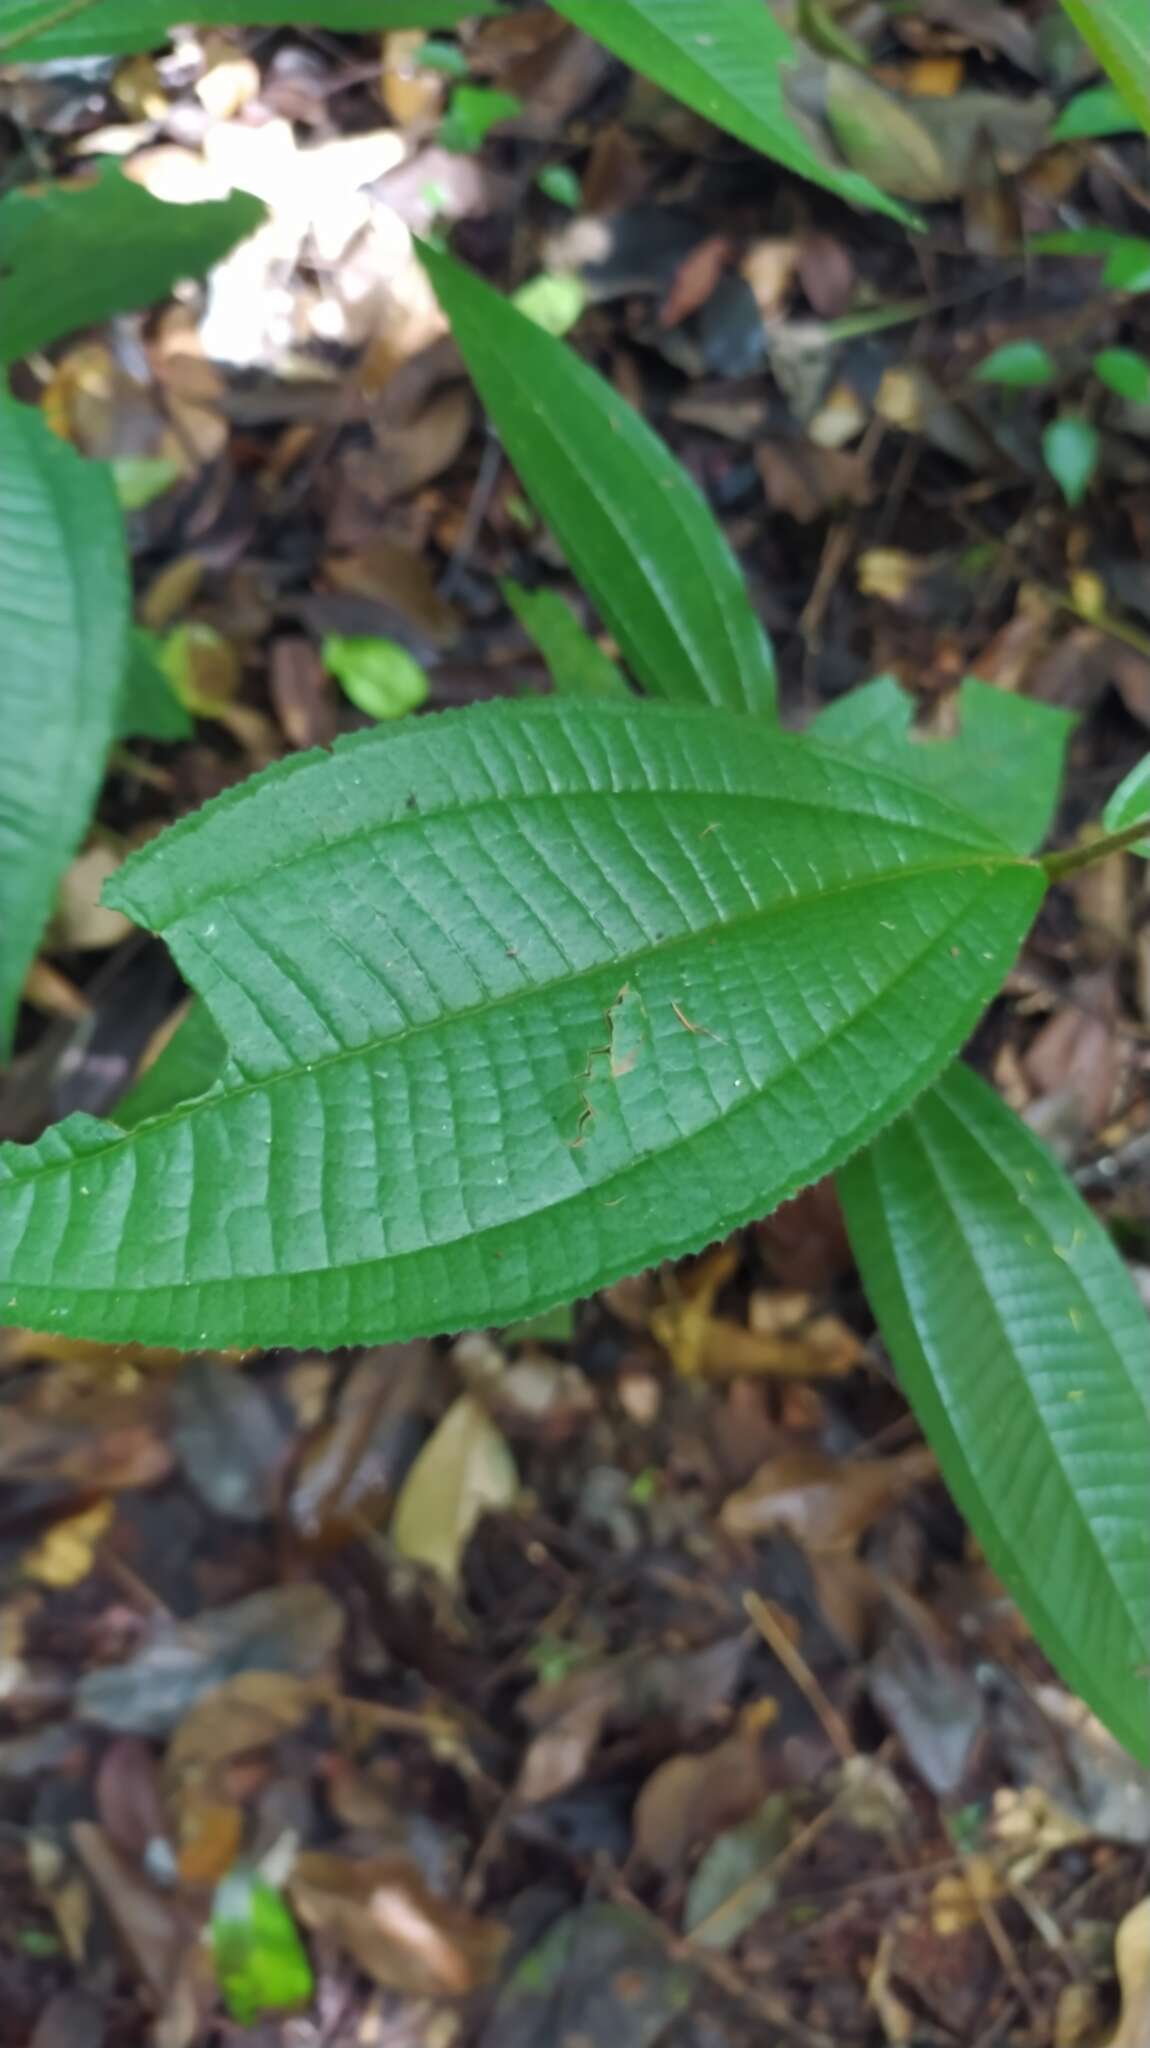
(1042, 415, 1099, 506)
(322, 636, 429, 722)
(974, 340, 1056, 388)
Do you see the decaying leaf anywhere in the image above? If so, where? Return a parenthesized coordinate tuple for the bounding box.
(684, 1793, 790, 1950)
(78, 1585, 343, 1736)
(290, 1852, 506, 1995)
(1107, 1894, 1150, 2048)
(632, 1704, 777, 1876)
(720, 1444, 937, 1548)
(391, 1393, 518, 1586)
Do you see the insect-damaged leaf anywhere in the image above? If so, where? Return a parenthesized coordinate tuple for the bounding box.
(0, 699, 1044, 1349)
(840, 1063, 1150, 1762)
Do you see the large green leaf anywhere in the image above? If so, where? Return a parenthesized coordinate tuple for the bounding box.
(839, 1064, 1150, 1761)
(0, 392, 129, 1057)
(0, 699, 1043, 1348)
(0, 0, 486, 62)
(423, 245, 777, 721)
(550, 0, 911, 223)
(1060, 0, 1150, 136)
(0, 165, 264, 367)
(811, 676, 1073, 855)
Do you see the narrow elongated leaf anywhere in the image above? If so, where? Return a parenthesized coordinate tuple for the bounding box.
(811, 677, 1073, 855)
(0, 0, 486, 61)
(423, 245, 777, 721)
(114, 1003, 227, 1130)
(0, 165, 264, 367)
(0, 391, 129, 1056)
(550, 0, 911, 223)
(503, 581, 630, 700)
(839, 1064, 1150, 1760)
(0, 699, 1043, 1349)
(1103, 754, 1150, 855)
(1060, 0, 1150, 136)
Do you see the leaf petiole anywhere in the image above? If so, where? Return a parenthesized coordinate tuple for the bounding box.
(1043, 814, 1150, 881)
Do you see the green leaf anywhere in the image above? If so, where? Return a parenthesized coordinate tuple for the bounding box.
(1032, 229, 1150, 292)
(0, 0, 489, 62)
(322, 636, 429, 722)
(117, 629, 194, 744)
(440, 83, 521, 153)
(536, 163, 582, 210)
(421, 244, 777, 721)
(0, 164, 264, 367)
(811, 676, 1073, 856)
(0, 391, 129, 1057)
(1052, 83, 1144, 141)
(114, 1003, 227, 1130)
(550, 0, 913, 223)
(1059, 0, 1150, 137)
(839, 1062, 1150, 1761)
(212, 1869, 313, 2026)
(510, 270, 587, 338)
(0, 700, 1045, 1350)
(504, 582, 630, 700)
(1093, 347, 1150, 403)
(1042, 415, 1099, 506)
(974, 340, 1057, 389)
(1102, 753, 1150, 856)
(112, 456, 183, 512)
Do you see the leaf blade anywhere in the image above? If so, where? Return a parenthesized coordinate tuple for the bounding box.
(1060, 0, 1150, 137)
(839, 1063, 1150, 1761)
(0, 391, 129, 1055)
(551, 0, 912, 222)
(0, 701, 1043, 1348)
(0, 0, 486, 61)
(811, 676, 1073, 855)
(422, 243, 777, 721)
(0, 165, 264, 365)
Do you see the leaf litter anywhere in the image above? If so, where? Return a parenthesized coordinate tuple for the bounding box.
(1, 3, 1150, 2044)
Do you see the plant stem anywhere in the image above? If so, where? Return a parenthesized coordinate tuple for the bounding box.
(0, 0, 102, 57)
(1044, 815, 1150, 881)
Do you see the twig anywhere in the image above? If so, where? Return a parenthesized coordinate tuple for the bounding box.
(744, 1590, 855, 1762)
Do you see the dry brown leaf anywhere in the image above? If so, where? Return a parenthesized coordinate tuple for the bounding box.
(21, 960, 91, 1021)
(51, 845, 134, 953)
(740, 237, 799, 318)
(659, 234, 732, 328)
(369, 384, 474, 504)
(325, 535, 461, 645)
(23, 1502, 112, 1589)
(269, 636, 337, 751)
(929, 1858, 1002, 1936)
(382, 30, 444, 127)
(515, 1687, 612, 1806)
(632, 1706, 776, 1876)
(164, 1671, 329, 1798)
(720, 1444, 936, 1548)
(71, 1823, 189, 2001)
(290, 1853, 507, 1995)
(1108, 1895, 1150, 2048)
(288, 1343, 434, 1545)
(391, 1394, 517, 1586)
(756, 442, 872, 525)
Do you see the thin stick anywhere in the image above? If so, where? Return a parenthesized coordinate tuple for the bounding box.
(744, 1590, 855, 1762)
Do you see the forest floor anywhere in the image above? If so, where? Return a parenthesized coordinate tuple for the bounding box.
(0, 4, 1149, 2044)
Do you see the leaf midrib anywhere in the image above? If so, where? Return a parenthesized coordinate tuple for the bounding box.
(5, 856, 1030, 1244)
(117, 770, 1005, 929)
(901, 1095, 1150, 1628)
